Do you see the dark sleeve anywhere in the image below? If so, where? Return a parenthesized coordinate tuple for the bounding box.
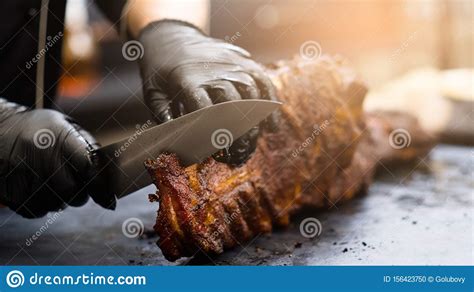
(94, 0, 128, 25)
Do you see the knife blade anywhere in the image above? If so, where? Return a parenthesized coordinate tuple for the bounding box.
(91, 100, 281, 203)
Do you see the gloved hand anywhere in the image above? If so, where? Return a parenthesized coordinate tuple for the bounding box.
(137, 20, 279, 165)
(0, 98, 112, 218)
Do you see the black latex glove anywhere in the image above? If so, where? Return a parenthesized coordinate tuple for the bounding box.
(0, 98, 109, 218)
(137, 20, 279, 165)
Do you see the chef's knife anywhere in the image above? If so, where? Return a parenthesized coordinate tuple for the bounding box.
(91, 100, 281, 203)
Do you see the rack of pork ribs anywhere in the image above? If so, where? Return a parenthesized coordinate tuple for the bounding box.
(144, 55, 435, 261)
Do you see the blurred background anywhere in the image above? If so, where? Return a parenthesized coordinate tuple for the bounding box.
(1, 0, 472, 266)
(56, 0, 473, 145)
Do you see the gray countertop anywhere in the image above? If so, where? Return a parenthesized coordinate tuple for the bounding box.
(0, 145, 472, 266)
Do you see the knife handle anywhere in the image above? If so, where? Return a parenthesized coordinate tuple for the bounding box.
(88, 149, 117, 210)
